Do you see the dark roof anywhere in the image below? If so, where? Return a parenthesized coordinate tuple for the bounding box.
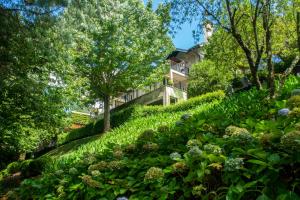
(166, 44, 203, 59)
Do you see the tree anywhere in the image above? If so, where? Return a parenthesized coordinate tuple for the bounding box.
(0, 1, 78, 166)
(170, 0, 298, 97)
(61, 0, 173, 132)
(188, 60, 233, 97)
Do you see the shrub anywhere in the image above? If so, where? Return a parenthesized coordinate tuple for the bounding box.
(6, 162, 21, 174)
(20, 158, 46, 178)
(280, 131, 300, 151)
(287, 95, 300, 109)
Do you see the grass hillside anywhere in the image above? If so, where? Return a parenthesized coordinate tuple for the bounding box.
(1, 77, 300, 200)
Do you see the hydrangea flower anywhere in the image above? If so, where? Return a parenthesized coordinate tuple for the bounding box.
(280, 131, 300, 151)
(192, 184, 207, 196)
(225, 158, 244, 172)
(204, 144, 222, 154)
(225, 126, 249, 136)
(278, 108, 290, 116)
(116, 197, 128, 200)
(91, 170, 101, 177)
(107, 161, 124, 170)
(187, 146, 203, 158)
(172, 162, 188, 172)
(55, 170, 64, 176)
(81, 175, 101, 188)
(68, 167, 78, 175)
(170, 152, 182, 160)
(225, 126, 254, 144)
(88, 161, 108, 172)
(124, 144, 136, 153)
(142, 143, 159, 151)
(186, 139, 202, 149)
(113, 150, 124, 159)
(144, 167, 164, 181)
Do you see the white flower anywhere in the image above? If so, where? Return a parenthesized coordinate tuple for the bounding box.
(188, 146, 203, 158)
(225, 158, 244, 172)
(117, 197, 128, 200)
(170, 152, 182, 160)
(204, 144, 222, 154)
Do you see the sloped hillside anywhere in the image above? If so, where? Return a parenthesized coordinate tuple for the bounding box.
(2, 76, 300, 200)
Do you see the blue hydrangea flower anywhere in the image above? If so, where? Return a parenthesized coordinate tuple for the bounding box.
(278, 108, 290, 116)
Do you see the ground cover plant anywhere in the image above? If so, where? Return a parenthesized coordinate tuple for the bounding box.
(1, 76, 300, 199)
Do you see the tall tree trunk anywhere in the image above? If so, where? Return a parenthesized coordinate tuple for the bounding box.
(233, 32, 262, 89)
(263, 0, 275, 98)
(224, 0, 262, 90)
(297, 12, 300, 51)
(103, 94, 111, 132)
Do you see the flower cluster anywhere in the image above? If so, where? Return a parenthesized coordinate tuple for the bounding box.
(280, 131, 300, 151)
(113, 150, 124, 159)
(107, 160, 124, 170)
(55, 170, 64, 176)
(225, 158, 244, 172)
(203, 144, 222, 155)
(209, 163, 223, 170)
(90, 170, 101, 177)
(124, 144, 136, 153)
(289, 107, 300, 118)
(144, 167, 164, 181)
(186, 139, 202, 149)
(170, 152, 182, 160)
(88, 161, 108, 172)
(225, 126, 249, 136)
(116, 197, 128, 200)
(287, 95, 300, 109)
(278, 108, 290, 116)
(82, 154, 97, 165)
(81, 175, 101, 188)
(142, 143, 159, 151)
(172, 162, 188, 172)
(68, 167, 78, 175)
(225, 126, 254, 144)
(192, 184, 207, 196)
(187, 146, 203, 158)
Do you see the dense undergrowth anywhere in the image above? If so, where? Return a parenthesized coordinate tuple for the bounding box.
(1, 77, 300, 199)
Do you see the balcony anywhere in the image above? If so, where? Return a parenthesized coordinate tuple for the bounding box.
(171, 62, 189, 75)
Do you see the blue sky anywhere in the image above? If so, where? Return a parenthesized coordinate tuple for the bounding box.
(144, 0, 203, 49)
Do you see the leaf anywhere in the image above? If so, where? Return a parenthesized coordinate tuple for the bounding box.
(247, 159, 268, 166)
(276, 192, 300, 200)
(257, 194, 272, 200)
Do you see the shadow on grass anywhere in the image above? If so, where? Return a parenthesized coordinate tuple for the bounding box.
(43, 134, 103, 158)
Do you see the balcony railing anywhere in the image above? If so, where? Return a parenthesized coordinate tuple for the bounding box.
(171, 62, 189, 75)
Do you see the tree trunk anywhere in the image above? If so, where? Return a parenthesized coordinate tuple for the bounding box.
(263, 0, 275, 98)
(103, 94, 111, 132)
(297, 12, 300, 51)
